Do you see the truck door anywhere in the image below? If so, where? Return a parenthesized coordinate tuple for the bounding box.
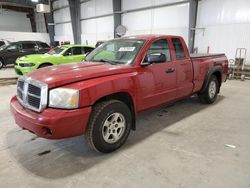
(171, 38, 193, 98)
(138, 38, 177, 110)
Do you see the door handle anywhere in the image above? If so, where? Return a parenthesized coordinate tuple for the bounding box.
(165, 68, 175, 73)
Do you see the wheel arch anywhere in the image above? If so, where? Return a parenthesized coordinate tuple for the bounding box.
(38, 62, 53, 68)
(200, 66, 222, 94)
(93, 92, 136, 131)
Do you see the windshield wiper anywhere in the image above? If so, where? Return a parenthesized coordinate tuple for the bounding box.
(95, 59, 118, 65)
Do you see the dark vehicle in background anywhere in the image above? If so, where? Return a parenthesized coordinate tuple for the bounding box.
(0, 39, 11, 47)
(0, 41, 50, 69)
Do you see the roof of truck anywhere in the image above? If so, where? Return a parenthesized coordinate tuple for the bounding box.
(122, 34, 181, 40)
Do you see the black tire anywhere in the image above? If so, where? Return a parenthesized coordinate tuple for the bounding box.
(198, 75, 219, 104)
(0, 58, 4, 70)
(86, 100, 132, 153)
(38, 63, 52, 69)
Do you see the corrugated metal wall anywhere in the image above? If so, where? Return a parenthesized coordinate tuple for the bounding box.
(80, 0, 114, 45)
(53, 0, 74, 43)
(195, 0, 250, 63)
(0, 9, 31, 32)
(122, 0, 189, 43)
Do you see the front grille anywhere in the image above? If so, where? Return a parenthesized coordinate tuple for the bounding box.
(28, 84, 41, 96)
(16, 77, 48, 112)
(27, 95, 40, 108)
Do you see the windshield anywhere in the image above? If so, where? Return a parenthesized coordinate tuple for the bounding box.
(47, 46, 66, 55)
(86, 39, 145, 65)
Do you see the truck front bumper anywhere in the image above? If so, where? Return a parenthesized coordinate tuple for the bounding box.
(10, 96, 92, 139)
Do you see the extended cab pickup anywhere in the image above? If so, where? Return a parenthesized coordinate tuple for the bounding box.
(10, 35, 228, 153)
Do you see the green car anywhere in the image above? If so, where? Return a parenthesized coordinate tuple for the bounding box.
(15, 45, 94, 75)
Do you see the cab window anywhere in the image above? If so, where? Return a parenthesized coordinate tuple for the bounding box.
(171, 38, 186, 60)
(38, 42, 50, 49)
(6, 43, 21, 50)
(64, 48, 73, 56)
(83, 47, 94, 54)
(72, 47, 82, 55)
(22, 43, 36, 50)
(147, 39, 171, 62)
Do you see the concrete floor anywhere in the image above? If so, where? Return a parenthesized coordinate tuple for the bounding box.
(0, 67, 17, 79)
(0, 80, 250, 188)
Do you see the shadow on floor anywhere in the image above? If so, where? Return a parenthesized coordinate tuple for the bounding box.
(6, 95, 225, 179)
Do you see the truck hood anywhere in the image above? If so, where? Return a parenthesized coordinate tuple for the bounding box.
(27, 62, 134, 88)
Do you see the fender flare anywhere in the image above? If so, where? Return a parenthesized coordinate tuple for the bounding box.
(38, 62, 53, 68)
(200, 66, 222, 93)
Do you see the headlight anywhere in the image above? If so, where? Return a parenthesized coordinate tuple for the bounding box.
(19, 63, 35, 67)
(49, 88, 79, 109)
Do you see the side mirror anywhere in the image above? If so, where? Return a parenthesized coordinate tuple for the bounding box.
(141, 53, 166, 66)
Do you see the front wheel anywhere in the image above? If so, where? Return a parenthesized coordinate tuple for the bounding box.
(86, 100, 132, 153)
(198, 75, 219, 104)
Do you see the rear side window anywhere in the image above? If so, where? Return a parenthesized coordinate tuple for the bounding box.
(39, 42, 50, 49)
(83, 47, 94, 54)
(171, 38, 186, 60)
(22, 43, 36, 50)
(147, 39, 171, 62)
(72, 47, 82, 55)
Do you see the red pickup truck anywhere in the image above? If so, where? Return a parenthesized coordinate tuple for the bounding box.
(10, 35, 228, 153)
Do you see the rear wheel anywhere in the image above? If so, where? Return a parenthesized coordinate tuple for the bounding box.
(198, 75, 219, 104)
(86, 100, 132, 153)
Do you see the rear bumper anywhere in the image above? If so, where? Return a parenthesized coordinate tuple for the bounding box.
(10, 96, 92, 139)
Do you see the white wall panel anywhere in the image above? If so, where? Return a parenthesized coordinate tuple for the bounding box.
(53, 7, 71, 23)
(0, 9, 31, 32)
(122, 10, 152, 33)
(122, 3, 189, 42)
(197, 0, 250, 26)
(55, 23, 74, 43)
(122, 0, 186, 10)
(153, 4, 189, 28)
(53, 6, 73, 43)
(195, 0, 250, 62)
(154, 0, 187, 6)
(81, 0, 113, 19)
(81, 16, 114, 45)
(35, 13, 47, 33)
(53, 0, 69, 10)
(122, 0, 152, 10)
